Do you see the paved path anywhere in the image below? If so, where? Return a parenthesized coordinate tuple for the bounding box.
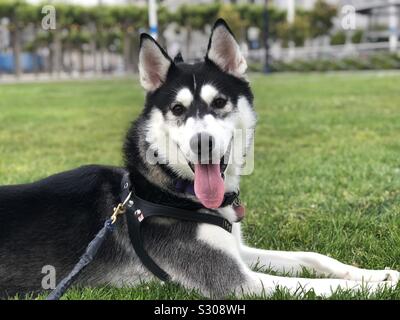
(0, 72, 133, 84)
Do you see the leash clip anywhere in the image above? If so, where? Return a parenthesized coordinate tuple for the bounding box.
(111, 191, 132, 224)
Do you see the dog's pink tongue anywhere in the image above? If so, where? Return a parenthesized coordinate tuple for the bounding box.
(194, 164, 224, 209)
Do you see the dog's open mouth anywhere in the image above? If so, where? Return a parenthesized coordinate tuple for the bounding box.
(187, 141, 232, 209)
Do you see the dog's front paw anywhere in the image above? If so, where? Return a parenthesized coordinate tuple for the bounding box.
(365, 269, 399, 285)
(345, 268, 399, 284)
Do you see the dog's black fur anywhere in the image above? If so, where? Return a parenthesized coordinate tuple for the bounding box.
(4, 18, 393, 300)
(0, 165, 244, 299)
(0, 20, 251, 299)
(0, 165, 124, 297)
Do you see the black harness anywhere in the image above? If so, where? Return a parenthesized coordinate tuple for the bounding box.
(122, 173, 233, 282)
(47, 171, 237, 299)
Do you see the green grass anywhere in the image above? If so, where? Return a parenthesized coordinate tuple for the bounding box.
(1, 73, 400, 300)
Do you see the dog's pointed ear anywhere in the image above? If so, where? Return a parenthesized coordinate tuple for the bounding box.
(139, 34, 173, 92)
(206, 19, 247, 78)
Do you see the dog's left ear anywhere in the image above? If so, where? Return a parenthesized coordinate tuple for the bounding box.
(139, 34, 173, 92)
(206, 19, 247, 78)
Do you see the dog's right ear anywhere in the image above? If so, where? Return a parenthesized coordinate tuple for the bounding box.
(139, 34, 173, 92)
(206, 19, 247, 78)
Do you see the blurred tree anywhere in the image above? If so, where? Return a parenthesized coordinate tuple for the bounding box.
(67, 25, 91, 74)
(236, 4, 286, 41)
(0, 0, 39, 77)
(28, 31, 53, 73)
(217, 5, 246, 40)
(351, 30, 364, 44)
(69, 6, 93, 74)
(0, 1, 295, 75)
(276, 1, 336, 47)
(174, 4, 220, 58)
(110, 5, 147, 72)
(276, 14, 310, 47)
(308, 0, 337, 38)
(91, 5, 115, 72)
(157, 5, 174, 46)
(48, 4, 75, 75)
(330, 31, 346, 45)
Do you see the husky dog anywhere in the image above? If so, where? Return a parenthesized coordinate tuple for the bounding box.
(0, 19, 398, 299)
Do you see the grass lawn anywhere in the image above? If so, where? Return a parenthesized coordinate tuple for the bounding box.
(1, 73, 400, 300)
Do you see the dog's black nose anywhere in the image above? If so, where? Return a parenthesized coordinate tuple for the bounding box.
(190, 132, 215, 156)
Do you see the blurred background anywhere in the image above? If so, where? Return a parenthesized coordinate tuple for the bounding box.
(1, 3, 400, 287)
(0, 0, 399, 80)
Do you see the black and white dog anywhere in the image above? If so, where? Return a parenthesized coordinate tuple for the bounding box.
(0, 19, 398, 299)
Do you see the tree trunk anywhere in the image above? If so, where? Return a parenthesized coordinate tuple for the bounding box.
(68, 47, 73, 75)
(33, 49, 40, 77)
(52, 30, 62, 77)
(100, 46, 106, 73)
(79, 49, 84, 75)
(123, 31, 131, 73)
(131, 36, 139, 73)
(90, 38, 98, 73)
(185, 25, 192, 60)
(11, 25, 22, 78)
(48, 47, 54, 74)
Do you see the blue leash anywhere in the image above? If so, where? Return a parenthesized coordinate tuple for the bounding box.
(45, 171, 234, 300)
(46, 186, 131, 300)
(46, 219, 115, 300)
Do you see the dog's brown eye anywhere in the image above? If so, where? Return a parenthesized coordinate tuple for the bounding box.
(212, 98, 227, 109)
(171, 104, 186, 116)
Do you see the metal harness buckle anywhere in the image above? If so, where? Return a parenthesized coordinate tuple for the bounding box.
(110, 191, 132, 224)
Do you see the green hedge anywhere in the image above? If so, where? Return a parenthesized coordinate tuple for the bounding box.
(257, 53, 400, 73)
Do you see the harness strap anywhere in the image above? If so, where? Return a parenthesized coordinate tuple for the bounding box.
(125, 204, 170, 282)
(47, 171, 235, 299)
(129, 194, 232, 232)
(122, 173, 233, 281)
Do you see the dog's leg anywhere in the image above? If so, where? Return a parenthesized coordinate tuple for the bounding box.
(240, 247, 399, 282)
(238, 270, 395, 298)
(185, 223, 397, 298)
(233, 224, 399, 282)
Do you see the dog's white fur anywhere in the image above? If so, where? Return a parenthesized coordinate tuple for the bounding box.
(137, 22, 399, 298)
(197, 223, 399, 297)
(144, 88, 399, 297)
(176, 88, 193, 107)
(200, 85, 218, 104)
